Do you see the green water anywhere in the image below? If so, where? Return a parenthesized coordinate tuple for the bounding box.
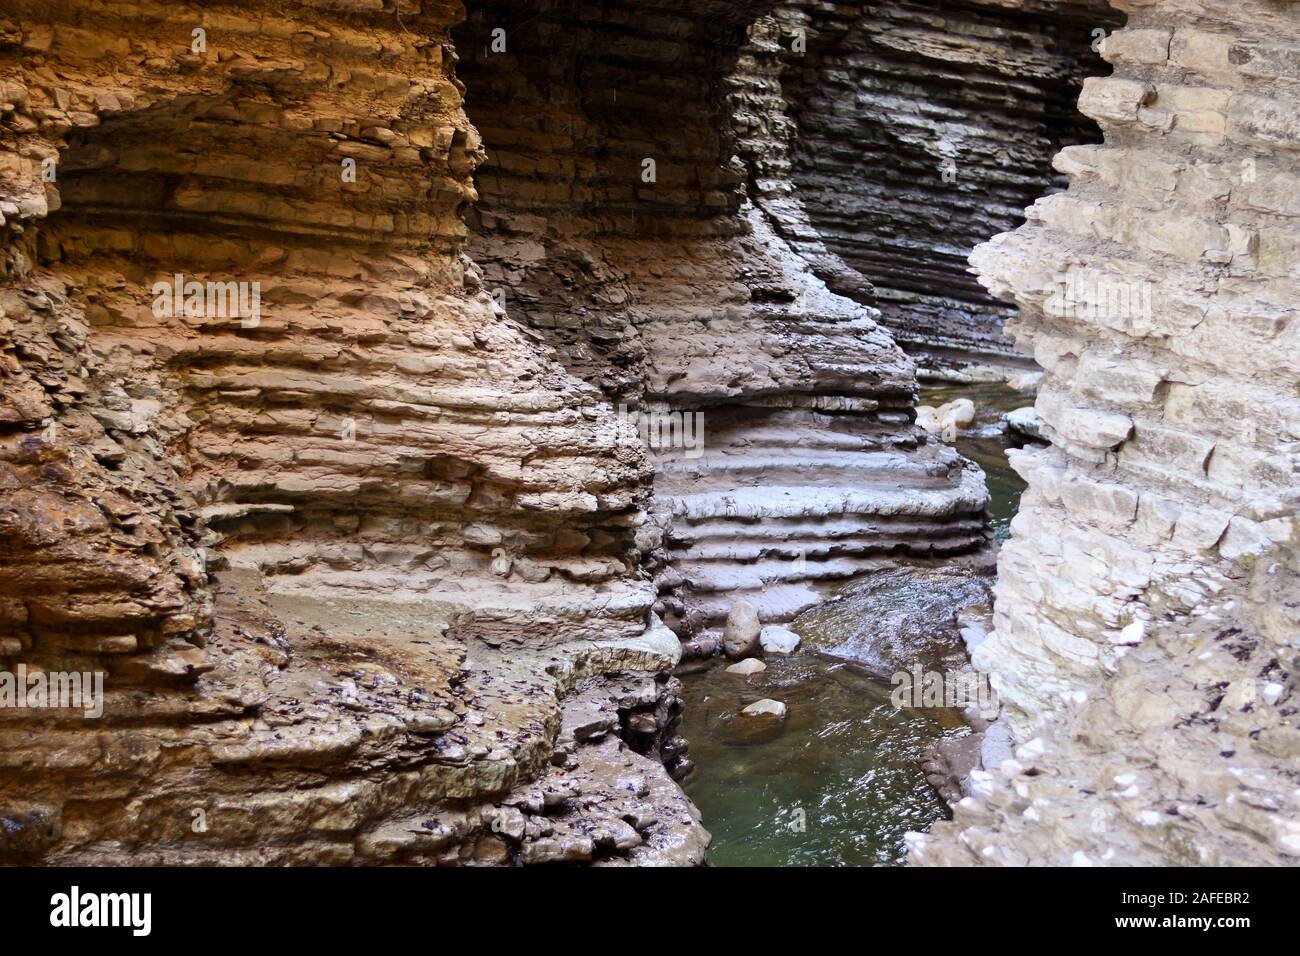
(680, 654, 966, 866)
(921, 380, 1032, 541)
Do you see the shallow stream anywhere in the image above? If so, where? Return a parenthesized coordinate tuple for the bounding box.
(680, 380, 1032, 866)
(680, 654, 963, 866)
(921, 379, 1032, 540)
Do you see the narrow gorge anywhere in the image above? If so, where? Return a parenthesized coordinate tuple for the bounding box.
(0, 0, 1296, 871)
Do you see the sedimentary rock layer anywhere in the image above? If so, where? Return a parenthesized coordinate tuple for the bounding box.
(0, 0, 690, 864)
(915, 0, 1300, 866)
(0, 0, 990, 865)
(737, 0, 1122, 362)
(456, 0, 990, 640)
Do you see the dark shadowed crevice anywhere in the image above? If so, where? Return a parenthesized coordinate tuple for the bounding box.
(452, 0, 764, 403)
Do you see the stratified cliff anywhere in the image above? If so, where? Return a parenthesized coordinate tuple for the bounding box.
(455, 0, 988, 640)
(0, 0, 701, 865)
(14, 0, 1286, 872)
(914, 0, 1300, 866)
(736, 0, 1123, 363)
(0, 0, 987, 864)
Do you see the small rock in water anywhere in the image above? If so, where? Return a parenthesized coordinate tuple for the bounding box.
(759, 624, 801, 655)
(915, 405, 940, 434)
(1002, 405, 1046, 442)
(958, 619, 988, 653)
(741, 698, 787, 719)
(723, 600, 761, 659)
(725, 658, 767, 676)
(942, 398, 975, 429)
(916, 399, 975, 441)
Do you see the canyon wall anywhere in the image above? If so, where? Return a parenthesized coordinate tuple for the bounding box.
(0, 0, 704, 865)
(914, 0, 1300, 865)
(455, 0, 988, 641)
(737, 0, 1123, 365)
(0, 0, 986, 864)
(9, 0, 1284, 870)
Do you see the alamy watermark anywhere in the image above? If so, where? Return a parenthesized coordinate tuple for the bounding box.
(151, 273, 261, 328)
(50, 886, 150, 936)
(1044, 268, 1153, 322)
(0, 664, 104, 719)
(891, 665, 998, 716)
(617, 404, 704, 459)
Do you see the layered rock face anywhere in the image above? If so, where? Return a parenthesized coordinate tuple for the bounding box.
(914, 0, 1300, 866)
(0, 0, 701, 864)
(737, 0, 1122, 363)
(456, 0, 989, 641)
(0, 0, 991, 865)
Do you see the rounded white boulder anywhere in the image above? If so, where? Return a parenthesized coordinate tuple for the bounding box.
(759, 624, 801, 655)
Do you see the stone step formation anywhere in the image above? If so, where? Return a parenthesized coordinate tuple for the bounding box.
(650, 401, 989, 634)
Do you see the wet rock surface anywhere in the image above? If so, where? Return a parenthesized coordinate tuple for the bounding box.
(793, 566, 992, 679)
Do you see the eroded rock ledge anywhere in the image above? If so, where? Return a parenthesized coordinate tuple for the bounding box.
(456, 0, 989, 643)
(0, 0, 694, 865)
(914, 0, 1300, 866)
